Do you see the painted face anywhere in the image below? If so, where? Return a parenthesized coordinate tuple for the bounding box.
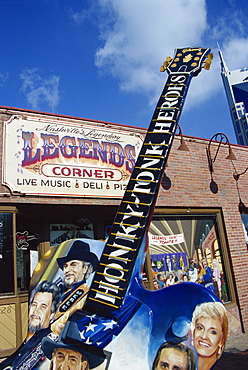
(194, 316, 223, 358)
(155, 347, 188, 370)
(202, 259, 208, 268)
(29, 292, 53, 333)
(52, 348, 88, 370)
(153, 280, 159, 290)
(63, 260, 88, 288)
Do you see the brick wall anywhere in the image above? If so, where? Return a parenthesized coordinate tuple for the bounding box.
(0, 107, 248, 332)
(157, 136, 248, 332)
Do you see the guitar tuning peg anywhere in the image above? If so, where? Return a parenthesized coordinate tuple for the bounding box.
(203, 61, 211, 70)
(160, 56, 172, 72)
(203, 53, 214, 70)
(160, 60, 169, 72)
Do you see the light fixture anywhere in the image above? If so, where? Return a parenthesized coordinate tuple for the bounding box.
(233, 168, 248, 213)
(176, 124, 190, 151)
(238, 199, 248, 214)
(165, 124, 189, 168)
(206, 132, 236, 173)
(233, 167, 248, 181)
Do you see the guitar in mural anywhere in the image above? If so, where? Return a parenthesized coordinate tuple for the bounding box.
(1, 47, 228, 370)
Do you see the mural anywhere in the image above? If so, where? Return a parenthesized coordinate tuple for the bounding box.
(0, 47, 227, 370)
(0, 238, 227, 370)
(149, 214, 230, 303)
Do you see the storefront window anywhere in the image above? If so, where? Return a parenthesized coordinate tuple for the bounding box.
(16, 214, 40, 292)
(148, 211, 231, 303)
(0, 213, 14, 294)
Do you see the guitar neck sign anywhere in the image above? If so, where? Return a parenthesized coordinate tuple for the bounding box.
(86, 47, 213, 314)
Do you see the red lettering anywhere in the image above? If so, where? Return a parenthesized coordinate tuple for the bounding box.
(94, 170, 103, 178)
(53, 167, 61, 175)
(73, 168, 81, 177)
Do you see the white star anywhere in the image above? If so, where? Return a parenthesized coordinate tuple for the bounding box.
(102, 320, 116, 331)
(85, 337, 93, 345)
(85, 323, 98, 333)
(79, 331, 86, 340)
(87, 314, 95, 321)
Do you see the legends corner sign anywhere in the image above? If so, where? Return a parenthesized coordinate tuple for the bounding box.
(2, 115, 143, 198)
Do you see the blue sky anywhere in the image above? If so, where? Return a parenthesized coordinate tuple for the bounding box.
(1, 0, 248, 144)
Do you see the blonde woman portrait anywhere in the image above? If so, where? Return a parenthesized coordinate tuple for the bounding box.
(192, 302, 228, 370)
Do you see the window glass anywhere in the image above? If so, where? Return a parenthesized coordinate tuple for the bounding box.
(16, 214, 40, 292)
(148, 213, 231, 303)
(0, 213, 14, 294)
(242, 117, 248, 128)
(239, 135, 245, 145)
(235, 121, 241, 134)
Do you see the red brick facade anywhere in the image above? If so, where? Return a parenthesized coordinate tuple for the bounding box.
(0, 106, 248, 336)
(156, 135, 248, 332)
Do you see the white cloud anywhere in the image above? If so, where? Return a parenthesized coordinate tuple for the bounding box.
(221, 38, 248, 70)
(69, 2, 98, 26)
(209, 5, 246, 43)
(93, 0, 248, 111)
(70, 11, 86, 24)
(95, 0, 207, 103)
(69, 8, 89, 24)
(20, 68, 60, 111)
(188, 37, 248, 112)
(0, 72, 9, 87)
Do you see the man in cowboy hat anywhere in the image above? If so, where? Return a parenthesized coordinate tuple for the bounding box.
(57, 240, 98, 296)
(42, 322, 107, 370)
(51, 240, 98, 335)
(1, 281, 61, 370)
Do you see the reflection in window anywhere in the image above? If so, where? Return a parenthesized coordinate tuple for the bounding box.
(16, 214, 40, 292)
(148, 213, 230, 303)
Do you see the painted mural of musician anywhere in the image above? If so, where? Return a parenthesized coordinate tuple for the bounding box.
(192, 302, 228, 370)
(152, 342, 196, 370)
(198, 258, 215, 293)
(51, 240, 98, 336)
(42, 322, 108, 370)
(0, 281, 61, 370)
(1, 47, 221, 370)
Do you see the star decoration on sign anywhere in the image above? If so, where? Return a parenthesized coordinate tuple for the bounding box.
(102, 320, 117, 331)
(85, 322, 98, 333)
(76, 313, 119, 347)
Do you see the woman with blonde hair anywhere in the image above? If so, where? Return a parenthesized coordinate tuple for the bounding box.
(192, 301, 228, 370)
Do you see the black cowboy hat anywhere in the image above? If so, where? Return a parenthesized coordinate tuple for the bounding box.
(42, 322, 107, 369)
(57, 240, 98, 271)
